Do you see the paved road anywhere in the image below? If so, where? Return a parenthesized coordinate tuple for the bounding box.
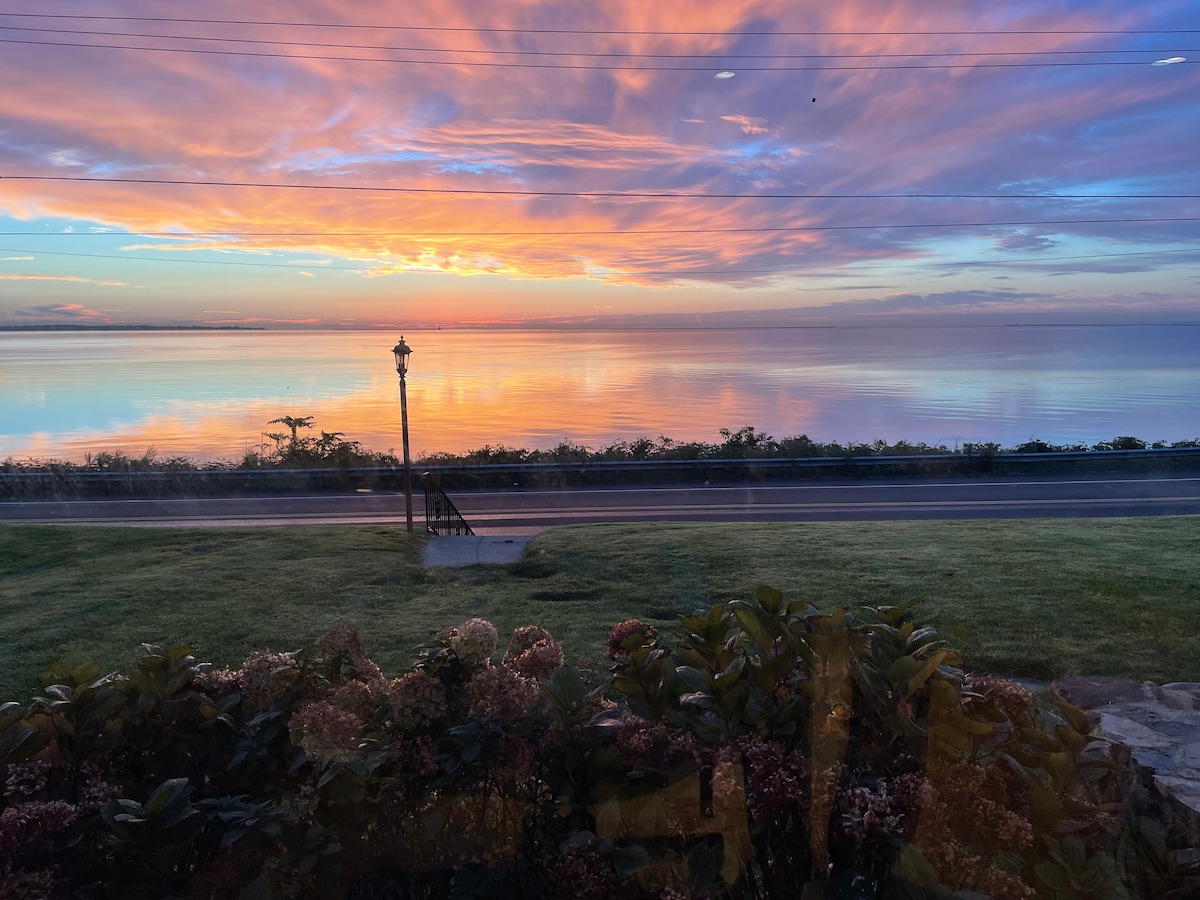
(3, 473, 1199, 531)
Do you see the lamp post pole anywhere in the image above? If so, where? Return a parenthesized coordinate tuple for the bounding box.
(392, 337, 414, 532)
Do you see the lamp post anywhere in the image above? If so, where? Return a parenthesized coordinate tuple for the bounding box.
(392, 336, 414, 532)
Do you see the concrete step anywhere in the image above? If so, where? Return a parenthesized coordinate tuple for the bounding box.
(422, 535, 534, 567)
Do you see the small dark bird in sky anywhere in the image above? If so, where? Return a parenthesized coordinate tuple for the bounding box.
(812, 97, 817, 102)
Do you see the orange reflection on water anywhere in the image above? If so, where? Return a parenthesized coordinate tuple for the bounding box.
(3, 327, 1198, 463)
(0, 330, 824, 462)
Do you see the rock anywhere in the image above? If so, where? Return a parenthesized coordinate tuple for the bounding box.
(1052, 675, 1145, 709)
(1058, 677, 1200, 849)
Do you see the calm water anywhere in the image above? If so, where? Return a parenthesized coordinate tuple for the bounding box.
(1, 326, 1197, 462)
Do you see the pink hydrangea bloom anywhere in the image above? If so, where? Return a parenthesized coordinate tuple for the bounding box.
(0, 801, 78, 855)
(239, 649, 300, 709)
(605, 619, 658, 662)
(491, 734, 536, 785)
(3, 759, 53, 800)
(289, 701, 363, 762)
(503, 626, 564, 680)
(332, 679, 380, 719)
(467, 665, 539, 723)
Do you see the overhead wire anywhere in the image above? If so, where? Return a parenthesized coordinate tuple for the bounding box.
(1, 14, 1193, 284)
(0, 12, 1196, 37)
(4, 175, 1196, 200)
(0, 25, 1194, 61)
(1, 35, 1194, 70)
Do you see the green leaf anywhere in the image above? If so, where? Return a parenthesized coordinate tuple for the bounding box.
(547, 667, 587, 707)
(675, 666, 710, 693)
(687, 840, 721, 890)
(755, 585, 784, 614)
(1034, 862, 1073, 891)
(734, 607, 772, 650)
(144, 778, 192, 819)
(892, 842, 942, 891)
(713, 656, 746, 690)
(612, 844, 653, 876)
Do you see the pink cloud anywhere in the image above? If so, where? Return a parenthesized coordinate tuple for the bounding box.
(720, 115, 770, 134)
(0, 0, 1196, 321)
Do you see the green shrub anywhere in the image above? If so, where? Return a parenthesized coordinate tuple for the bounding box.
(2, 598, 1198, 898)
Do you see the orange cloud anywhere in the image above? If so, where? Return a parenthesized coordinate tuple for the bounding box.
(0, 0, 1196, 324)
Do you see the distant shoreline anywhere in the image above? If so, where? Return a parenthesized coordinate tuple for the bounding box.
(0, 324, 267, 332)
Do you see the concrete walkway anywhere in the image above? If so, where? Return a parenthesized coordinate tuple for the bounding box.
(422, 534, 535, 567)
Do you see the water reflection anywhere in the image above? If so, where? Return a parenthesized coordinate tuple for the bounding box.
(1, 326, 1197, 462)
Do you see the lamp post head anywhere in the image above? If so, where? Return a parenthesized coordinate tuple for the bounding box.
(392, 336, 413, 377)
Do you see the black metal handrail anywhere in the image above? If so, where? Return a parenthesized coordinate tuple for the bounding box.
(422, 474, 473, 535)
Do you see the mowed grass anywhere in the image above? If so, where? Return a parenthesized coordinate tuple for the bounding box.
(1, 518, 1197, 700)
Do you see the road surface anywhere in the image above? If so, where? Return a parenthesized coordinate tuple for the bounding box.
(2, 472, 1199, 531)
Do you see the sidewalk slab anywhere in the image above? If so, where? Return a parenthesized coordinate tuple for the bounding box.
(422, 534, 534, 567)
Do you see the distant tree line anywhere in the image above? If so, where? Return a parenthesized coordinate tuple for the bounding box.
(3, 419, 1198, 476)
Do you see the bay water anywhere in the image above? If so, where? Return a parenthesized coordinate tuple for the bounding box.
(1, 325, 1197, 463)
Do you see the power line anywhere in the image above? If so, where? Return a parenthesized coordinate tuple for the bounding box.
(3, 245, 1197, 277)
(6, 175, 1196, 200)
(3, 216, 1198, 239)
(3, 25, 1194, 60)
(1, 36, 1194, 71)
(0, 12, 1196, 37)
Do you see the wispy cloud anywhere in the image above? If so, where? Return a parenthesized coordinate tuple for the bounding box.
(0, 274, 124, 286)
(720, 115, 771, 135)
(0, 0, 1195, 323)
(13, 303, 102, 318)
(0, 274, 93, 282)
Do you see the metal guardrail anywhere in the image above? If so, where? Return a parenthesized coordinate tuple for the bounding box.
(423, 475, 473, 535)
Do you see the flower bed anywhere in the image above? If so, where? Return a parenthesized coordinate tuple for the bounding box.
(2, 591, 1197, 898)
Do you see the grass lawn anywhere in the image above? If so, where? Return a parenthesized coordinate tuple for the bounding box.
(2, 518, 1198, 700)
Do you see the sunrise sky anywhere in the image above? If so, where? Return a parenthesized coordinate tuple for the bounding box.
(0, 0, 1198, 329)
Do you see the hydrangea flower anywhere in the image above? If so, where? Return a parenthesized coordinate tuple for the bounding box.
(386, 670, 447, 730)
(451, 618, 498, 667)
(605, 619, 658, 663)
(239, 649, 300, 709)
(503, 625, 564, 680)
(289, 701, 363, 762)
(467, 665, 539, 723)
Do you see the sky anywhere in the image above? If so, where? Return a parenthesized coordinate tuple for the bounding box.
(0, 0, 1198, 328)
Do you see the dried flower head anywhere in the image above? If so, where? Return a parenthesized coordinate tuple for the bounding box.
(0, 801, 78, 856)
(739, 735, 809, 820)
(467, 665, 539, 723)
(315, 625, 368, 662)
(199, 667, 242, 697)
(491, 734, 536, 786)
(289, 701, 363, 762)
(553, 844, 619, 900)
(503, 626, 564, 680)
(963, 675, 1033, 722)
(0, 865, 67, 900)
(4, 759, 53, 801)
(332, 679, 380, 719)
(451, 618, 499, 668)
(605, 619, 658, 663)
(239, 649, 300, 709)
(387, 670, 447, 730)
